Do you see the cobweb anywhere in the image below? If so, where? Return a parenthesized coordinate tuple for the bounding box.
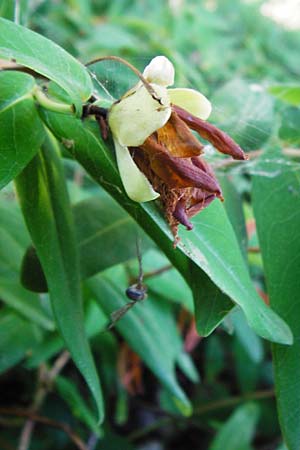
(86, 58, 300, 180)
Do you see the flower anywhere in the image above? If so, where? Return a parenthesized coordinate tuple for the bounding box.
(108, 56, 247, 237)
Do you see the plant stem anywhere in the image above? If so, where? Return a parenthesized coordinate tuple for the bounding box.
(193, 389, 274, 415)
(0, 408, 87, 450)
(17, 351, 70, 450)
(128, 417, 175, 441)
(127, 389, 274, 442)
(33, 86, 74, 114)
(86, 55, 163, 104)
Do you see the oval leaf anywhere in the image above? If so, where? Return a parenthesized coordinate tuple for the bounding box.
(21, 195, 154, 292)
(87, 269, 193, 416)
(41, 109, 234, 336)
(0, 18, 93, 113)
(41, 110, 292, 343)
(252, 151, 300, 450)
(0, 71, 45, 189)
(209, 403, 259, 450)
(178, 201, 292, 345)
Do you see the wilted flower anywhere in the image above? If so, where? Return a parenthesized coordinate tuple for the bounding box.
(107, 56, 247, 239)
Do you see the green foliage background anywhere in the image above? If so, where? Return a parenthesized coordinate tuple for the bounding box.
(0, 0, 300, 449)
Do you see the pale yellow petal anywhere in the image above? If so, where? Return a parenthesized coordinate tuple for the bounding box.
(114, 139, 159, 202)
(143, 56, 175, 87)
(108, 83, 171, 147)
(168, 88, 212, 120)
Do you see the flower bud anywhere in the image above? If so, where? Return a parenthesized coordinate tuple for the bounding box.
(143, 56, 175, 87)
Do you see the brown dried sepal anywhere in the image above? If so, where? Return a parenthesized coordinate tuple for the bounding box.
(130, 146, 222, 240)
(156, 111, 204, 157)
(129, 106, 247, 243)
(173, 105, 248, 161)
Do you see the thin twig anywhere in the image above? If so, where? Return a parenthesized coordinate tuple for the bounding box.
(127, 389, 274, 441)
(193, 389, 274, 415)
(85, 55, 163, 104)
(143, 264, 173, 281)
(17, 351, 70, 450)
(0, 408, 87, 450)
(128, 417, 175, 442)
(0, 59, 48, 79)
(48, 350, 70, 379)
(127, 264, 173, 286)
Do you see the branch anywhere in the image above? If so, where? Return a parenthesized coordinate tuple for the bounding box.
(193, 389, 274, 415)
(17, 351, 70, 450)
(127, 389, 274, 441)
(0, 408, 87, 450)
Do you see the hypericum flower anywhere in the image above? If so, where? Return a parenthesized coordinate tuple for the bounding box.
(106, 56, 247, 238)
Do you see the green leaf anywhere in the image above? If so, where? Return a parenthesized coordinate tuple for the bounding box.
(41, 110, 292, 344)
(0, 71, 45, 189)
(233, 337, 260, 394)
(178, 200, 292, 345)
(41, 109, 233, 336)
(78, 23, 140, 57)
(204, 335, 225, 382)
(0, 0, 14, 20)
(278, 107, 300, 145)
(252, 150, 300, 450)
(0, 18, 93, 113)
(0, 309, 41, 373)
(0, 0, 30, 23)
(74, 195, 153, 278)
(139, 248, 194, 312)
(211, 79, 274, 151)
(97, 429, 134, 450)
(87, 268, 195, 416)
(0, 282, 54, 330)
(0, 198, 54, 329)
(191, 263, 233, 336)
(56, 376, 100, 435)
(269, 85, 300, 106)
(15, 133, 103, 421)
(21, 194, 154, 291)
(26, 300, 106, 369)
(21, 246, 48, 292)
(209, 403, 259, 450)
(219, 174, 248, 259)
(231, 309, 263, 364)
(0, 192, 30, 248)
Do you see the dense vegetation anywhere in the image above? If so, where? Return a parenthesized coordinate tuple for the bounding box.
(0, 1, 300, 449)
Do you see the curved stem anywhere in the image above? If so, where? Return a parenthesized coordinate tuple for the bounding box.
(86, 55, 162, 103)
(33, 86, 74, 114)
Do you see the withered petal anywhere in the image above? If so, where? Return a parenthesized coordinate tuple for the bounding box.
(187, 193, 217, 218)
(156, 111, 203, 158)
(147, 149, 222, 195)
(173, 105, 247, 161)
(173, 197, 193, 230)
(191, 156, 218, 180)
